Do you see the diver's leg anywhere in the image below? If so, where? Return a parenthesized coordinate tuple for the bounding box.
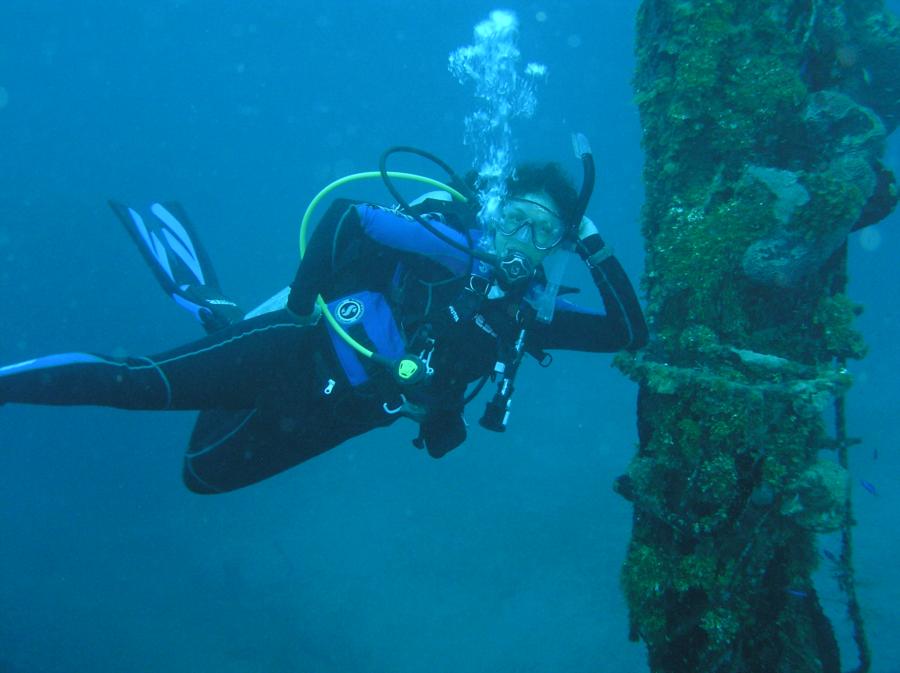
(182, 390, 393, 494)
(0, 352, 174, 409)
(0, 310, 314, 410)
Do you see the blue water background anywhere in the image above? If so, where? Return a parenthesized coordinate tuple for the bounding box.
(0, 2, 897, 672)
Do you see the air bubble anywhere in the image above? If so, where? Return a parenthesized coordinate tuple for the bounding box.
(449, 11, 546, 236)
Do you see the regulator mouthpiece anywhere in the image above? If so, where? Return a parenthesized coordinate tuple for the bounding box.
(498, 252, 534, 288)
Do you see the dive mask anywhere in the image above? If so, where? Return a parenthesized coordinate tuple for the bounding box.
(498, 197, 567, 251)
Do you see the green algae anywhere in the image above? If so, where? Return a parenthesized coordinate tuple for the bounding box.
(620, 1, 898, 670)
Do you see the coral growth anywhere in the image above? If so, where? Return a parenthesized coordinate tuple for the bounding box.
(620, 1, 897, 670)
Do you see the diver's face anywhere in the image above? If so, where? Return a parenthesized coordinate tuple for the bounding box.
(495, 192, 566, 267)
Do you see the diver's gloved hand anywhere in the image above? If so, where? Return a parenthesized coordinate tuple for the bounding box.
(413, 408, 467, 458)
(285, 303, 323, 327)
(576, 216, 613, 267)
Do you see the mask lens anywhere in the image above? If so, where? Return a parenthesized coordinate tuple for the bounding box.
(497, 208, 527, 235)
(500, 199, 565, 250)
(532, 219, 565, 249)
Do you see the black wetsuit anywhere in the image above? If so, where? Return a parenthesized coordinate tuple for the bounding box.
(0, 198, 647, 493)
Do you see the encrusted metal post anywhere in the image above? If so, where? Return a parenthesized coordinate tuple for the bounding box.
(618, 2, 899, 671)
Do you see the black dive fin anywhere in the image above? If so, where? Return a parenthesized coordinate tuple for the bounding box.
(108, 200, 245, 333)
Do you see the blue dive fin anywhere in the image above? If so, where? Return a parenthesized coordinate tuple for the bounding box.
(108, 200, 245, 333)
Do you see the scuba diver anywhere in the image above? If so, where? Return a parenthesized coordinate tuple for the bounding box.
(0, 146, 648, 494)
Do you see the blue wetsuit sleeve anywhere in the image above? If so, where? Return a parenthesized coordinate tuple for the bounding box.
(288, 201, 472, 315)
(355, 204, 472, 276)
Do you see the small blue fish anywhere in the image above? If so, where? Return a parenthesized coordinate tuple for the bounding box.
(860, 479, 878, 496)
(821, 549, 838, 563)
(787, 589, 808, 598)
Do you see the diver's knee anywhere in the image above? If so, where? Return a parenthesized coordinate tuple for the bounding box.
(181, 463, 222, 495)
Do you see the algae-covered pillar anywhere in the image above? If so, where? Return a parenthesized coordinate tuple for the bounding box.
(617, 2, 899, 671)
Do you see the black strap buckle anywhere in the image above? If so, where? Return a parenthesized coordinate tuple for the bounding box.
(466, 273, 491, 297)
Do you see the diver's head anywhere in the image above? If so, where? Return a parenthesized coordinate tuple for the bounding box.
(493, 163, 579, 286)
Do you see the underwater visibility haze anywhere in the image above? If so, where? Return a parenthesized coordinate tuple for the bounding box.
(1, 1, 899, 672)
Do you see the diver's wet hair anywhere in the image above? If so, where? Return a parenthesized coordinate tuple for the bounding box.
(507, 163, 579, 227)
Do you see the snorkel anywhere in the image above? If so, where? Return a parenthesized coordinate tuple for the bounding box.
(530, 133, 596, 323)
(571, 132, 596, 234)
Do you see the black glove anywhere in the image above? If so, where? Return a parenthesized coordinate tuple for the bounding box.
(413, 408, 467, 458)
